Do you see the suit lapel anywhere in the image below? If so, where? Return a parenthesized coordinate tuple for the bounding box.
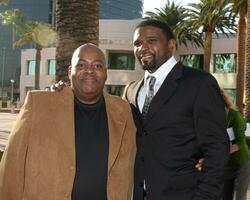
(104, 93, 127, 174)
(144, 63, 183, 123)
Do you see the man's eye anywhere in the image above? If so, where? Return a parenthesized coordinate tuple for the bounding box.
(133, 42, 141, 47)
(148, 39, 157, 43)
(93, 63, 103, 69)
(76, 63, 85, 68)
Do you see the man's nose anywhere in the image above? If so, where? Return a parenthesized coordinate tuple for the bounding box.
(140, 41, 149, 51)
(83, 65, 94, 73)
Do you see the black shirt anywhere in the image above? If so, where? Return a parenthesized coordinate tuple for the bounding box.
(71, 96, 109, 200)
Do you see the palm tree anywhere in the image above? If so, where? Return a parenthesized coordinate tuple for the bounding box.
(144, 0, 203, 48)
(0, 0, 8, 5)
(244, 0, 250, 121)
(55, 0, 99, 81)
(231, 0, 247, 113)
(0, 9, 57, 90)
(187, 0, 237, 72)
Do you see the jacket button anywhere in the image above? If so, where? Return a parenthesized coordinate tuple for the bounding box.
(141, 156, 145, 162)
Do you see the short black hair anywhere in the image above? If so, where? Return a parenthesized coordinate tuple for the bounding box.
(135, 19, 175, 40)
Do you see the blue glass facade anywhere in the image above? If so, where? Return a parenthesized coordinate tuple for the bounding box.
(0, 0, 51, 88)
(0, 0, 143, 88)
(100, 0, 143, 19)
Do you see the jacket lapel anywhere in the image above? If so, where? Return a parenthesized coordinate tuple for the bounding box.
(104, 93, 127, 174)
(51, 87, 76, 193)
(144, 63, 183, 123)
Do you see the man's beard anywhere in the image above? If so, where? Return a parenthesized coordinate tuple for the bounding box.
(141, 61, 155, 71)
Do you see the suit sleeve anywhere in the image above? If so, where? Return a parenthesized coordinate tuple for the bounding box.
(122, 81, 135, 102)
(193, 75, 230, 200)
(0, 92, 33, 200)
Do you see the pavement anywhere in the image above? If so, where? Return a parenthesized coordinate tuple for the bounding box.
(0, 111, 250, 198)
(0, 112, 18, 152)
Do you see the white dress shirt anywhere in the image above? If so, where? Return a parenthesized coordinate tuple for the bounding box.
(137, 56, 177, 112)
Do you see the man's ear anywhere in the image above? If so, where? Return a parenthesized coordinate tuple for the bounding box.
(167, 39, 176, 50)
(68, 66, 72, 79)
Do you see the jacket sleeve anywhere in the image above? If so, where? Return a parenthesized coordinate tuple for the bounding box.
(193, 75, 230, 200)
(0, 92, 33, 200)
(231, 110, 247, 147)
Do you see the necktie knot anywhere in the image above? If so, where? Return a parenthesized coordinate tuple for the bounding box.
(148, 76, 156, 95)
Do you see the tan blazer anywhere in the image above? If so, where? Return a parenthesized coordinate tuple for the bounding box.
(0, 87, 136, 200)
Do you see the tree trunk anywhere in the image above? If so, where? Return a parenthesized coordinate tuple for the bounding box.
(55, 0, 99, 82)
(35, 45, 42, 90)
(236, 11, 246, 113)
(244, 0, 250, 121)
(203, 31, 212, 72)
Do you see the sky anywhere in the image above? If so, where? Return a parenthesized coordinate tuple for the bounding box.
(143, 0, 201, 13)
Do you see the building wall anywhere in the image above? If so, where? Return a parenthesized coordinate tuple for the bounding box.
(177, 36, 237, 89)
(20, 20, 238, 103)
(20, 48, 56, 102)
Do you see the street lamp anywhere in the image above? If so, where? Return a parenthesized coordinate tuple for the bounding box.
(1, 48, 6, 100)
(10, 79, 14, 103)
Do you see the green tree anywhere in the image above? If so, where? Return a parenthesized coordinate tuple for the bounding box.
(0, 0, 8, 5)
(55, 0, 99, 81)
(230, 0, 247, 113)
(144, 0, 203, 47)
(0, 9, 57, 90)
(187, 0, 237, 72)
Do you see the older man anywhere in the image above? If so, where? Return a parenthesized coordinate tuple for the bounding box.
(0, 43, 136, 200)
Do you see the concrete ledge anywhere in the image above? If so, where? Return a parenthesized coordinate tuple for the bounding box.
(0, 108, 20, 113)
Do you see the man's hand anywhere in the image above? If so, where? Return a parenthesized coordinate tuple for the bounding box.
(195, 158, 204, 172)
(230, 144, 239, 154)
(48, 80, 69, 92)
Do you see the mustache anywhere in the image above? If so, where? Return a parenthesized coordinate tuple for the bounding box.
(79, 75, 98, 81)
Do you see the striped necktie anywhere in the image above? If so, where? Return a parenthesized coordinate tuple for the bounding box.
(141, 76, 156, 118)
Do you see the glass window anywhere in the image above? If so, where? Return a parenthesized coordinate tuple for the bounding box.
(27, 60, 36, 75)
(213, 54, 236, 73)
(105, 85, 125, 96)
(224, 88, 236, 103)
(108, 52, 135, 70)
(48, 59, 56, 75)
(179, 54, 203, 69)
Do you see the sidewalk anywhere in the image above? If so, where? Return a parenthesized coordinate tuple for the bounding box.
(0, 112, 18, 151)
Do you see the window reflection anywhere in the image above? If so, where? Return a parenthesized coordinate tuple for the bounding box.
(108, 52, 135, 70)
(213, 54, 236, 73)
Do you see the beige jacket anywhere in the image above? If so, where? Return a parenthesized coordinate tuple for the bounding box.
(0, 87, 136, 200)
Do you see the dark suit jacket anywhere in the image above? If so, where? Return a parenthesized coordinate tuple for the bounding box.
(123, 62, 230, 200)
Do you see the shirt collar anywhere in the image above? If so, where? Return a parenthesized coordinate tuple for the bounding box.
(143, 56, 177, 87)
